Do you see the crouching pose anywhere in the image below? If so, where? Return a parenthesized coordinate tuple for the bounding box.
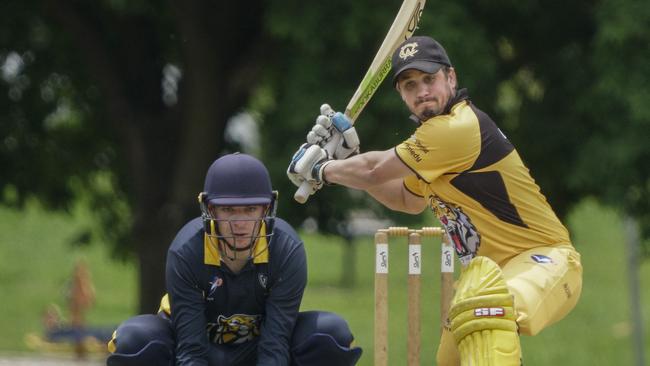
(287, 36, 582, 365)
(108, 153, 362, 366)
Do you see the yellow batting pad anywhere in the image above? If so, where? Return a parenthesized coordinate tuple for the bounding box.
(450, 256, 521, 366)
(436, 327, 460, 366)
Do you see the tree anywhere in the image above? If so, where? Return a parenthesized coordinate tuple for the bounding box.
(1, 0, 648, 314)
(573, 0, 650, 253)
(1, 0, 269, 313)
(262, 0, 650, 254)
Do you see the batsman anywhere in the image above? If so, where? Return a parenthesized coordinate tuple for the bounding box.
(287, 36, 583, 365)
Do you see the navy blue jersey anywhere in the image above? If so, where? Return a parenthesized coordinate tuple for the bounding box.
(165, 217, 307, 366)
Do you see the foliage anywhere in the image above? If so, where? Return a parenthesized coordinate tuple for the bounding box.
(571, 0, 650, 254)
(1, 0, 648, 311)
(261, 0, 650, 254)
(1, 0, 271, 311)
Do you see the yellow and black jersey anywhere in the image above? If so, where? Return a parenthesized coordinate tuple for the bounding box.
(396, 89, 571, 266)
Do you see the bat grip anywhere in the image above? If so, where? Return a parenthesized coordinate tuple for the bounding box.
(294, 181, 313, 204)
(322, 134, 340, 156)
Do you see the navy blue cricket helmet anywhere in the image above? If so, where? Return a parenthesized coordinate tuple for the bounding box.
(198, 153, 278, 259)
(202, 152, 275, 206)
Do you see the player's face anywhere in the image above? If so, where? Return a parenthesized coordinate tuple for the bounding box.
(210, 205, 267, 250)
(396, 68, 457, 121)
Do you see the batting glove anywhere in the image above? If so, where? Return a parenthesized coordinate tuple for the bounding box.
(306, 104, 360, 160)
(287, 143, 331, 188)
(287, 143, 309, 187)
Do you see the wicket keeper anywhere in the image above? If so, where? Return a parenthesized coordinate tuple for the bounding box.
(288, 36, 583, 365)
(108, 153, 362, 365)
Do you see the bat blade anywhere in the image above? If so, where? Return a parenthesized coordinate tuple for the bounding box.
(294, 0, 426, 204)
(345, 0, 426, 122)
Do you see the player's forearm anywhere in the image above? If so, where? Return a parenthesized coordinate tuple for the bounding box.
(323, 151, 390, 190)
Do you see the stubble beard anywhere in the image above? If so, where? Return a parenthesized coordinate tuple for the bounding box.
(416, 84, 455, 121)
(420, 105, 440, 120)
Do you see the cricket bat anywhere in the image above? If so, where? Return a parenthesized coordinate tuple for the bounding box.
(294, 0, 427, 203)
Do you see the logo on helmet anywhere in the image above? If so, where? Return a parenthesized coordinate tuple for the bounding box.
(399, 42, 419, 60)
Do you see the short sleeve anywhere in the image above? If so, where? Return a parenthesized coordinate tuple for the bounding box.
(403, 175, 424, 197)
(395, 112, 480, 183)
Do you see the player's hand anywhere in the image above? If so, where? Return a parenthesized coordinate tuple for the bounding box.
(306, 104, 360, 159)
(287, 143, 331, 188)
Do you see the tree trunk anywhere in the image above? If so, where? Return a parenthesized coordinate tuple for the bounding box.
(49, 0, 267, 314)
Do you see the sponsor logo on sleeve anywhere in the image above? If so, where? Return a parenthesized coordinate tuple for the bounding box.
(404, 137, 429, 163)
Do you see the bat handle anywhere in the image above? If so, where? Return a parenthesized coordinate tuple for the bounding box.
(322, 134, 340, 157)
(294, 181, 314, 204)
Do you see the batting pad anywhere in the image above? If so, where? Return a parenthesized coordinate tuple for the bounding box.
(450, 256, 521, 366)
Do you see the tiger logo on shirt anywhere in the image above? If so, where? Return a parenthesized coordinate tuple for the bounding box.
(207, 314, 262, 345)
(429, 195, 481, 265)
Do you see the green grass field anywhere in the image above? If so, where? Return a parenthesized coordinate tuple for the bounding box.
(0, 199, 648, 365)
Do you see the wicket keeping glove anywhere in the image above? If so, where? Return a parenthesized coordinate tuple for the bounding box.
(287, 143, 332, 189)
(306, 104, 360, 159)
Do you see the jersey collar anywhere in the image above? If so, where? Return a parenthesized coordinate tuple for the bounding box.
(203, 221, 270, 266)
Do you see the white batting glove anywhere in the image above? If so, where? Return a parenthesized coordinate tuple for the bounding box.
(287, 143, 331, 189)
(306, 114, 333, 145)
(306, 104, 360, 160)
